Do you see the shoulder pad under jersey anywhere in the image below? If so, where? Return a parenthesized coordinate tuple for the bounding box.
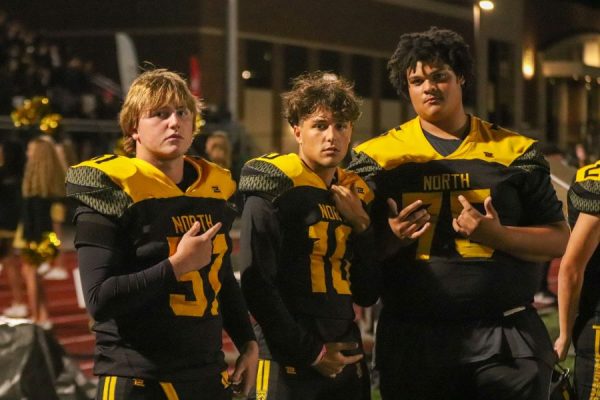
(66, 154, 134, 217)
(569, 161, 600, 215)
(239, 153, 328, 200)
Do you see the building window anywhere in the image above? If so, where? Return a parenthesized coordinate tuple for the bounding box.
(381, 58, 399, 99)
(319, 50, 341, 74)
(351, 55, 372, 97)
(284, 45, 308, 87)
(243, 40, 272, 88)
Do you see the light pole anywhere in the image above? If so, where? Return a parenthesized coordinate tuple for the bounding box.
(473, 1, 494, 117)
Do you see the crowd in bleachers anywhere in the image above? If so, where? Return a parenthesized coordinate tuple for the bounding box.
(0, 9, 120, 120)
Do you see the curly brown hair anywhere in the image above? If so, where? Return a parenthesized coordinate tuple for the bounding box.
(22, 136, 65, 198)
(282, 71, 361, 127)
(119, 68, 201, 155)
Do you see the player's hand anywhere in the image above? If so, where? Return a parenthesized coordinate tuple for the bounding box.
(452, 196, 501, 244)
(554, 335, 571, 361)
(387, 198, 431, 246)
(169, 221, 222, 279)
(331, 184, 370, 233)
(230, 340, 259, 397)
(313, 342, 364, 378)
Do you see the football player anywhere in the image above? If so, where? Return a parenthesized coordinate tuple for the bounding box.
(239, 71, 380, 400)
(66, 68, 258, 400)
(349, 27, 569, 400)
(554, 161, 600, 399)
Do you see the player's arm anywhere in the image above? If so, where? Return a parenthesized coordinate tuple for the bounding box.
(239, 195, 324, 367)
(453, 166, 569, 262)
(218, 232, 258, 396)
(330, 184, 381, 306)
(555, 212, 600, 360)
(74, 207, 179, 320)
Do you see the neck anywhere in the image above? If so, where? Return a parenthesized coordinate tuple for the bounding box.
(139, 154, 185, 183)
(300, 156, 336, 187)
(420, 112, 469, 140)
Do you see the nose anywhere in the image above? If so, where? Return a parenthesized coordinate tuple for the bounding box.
(324, 125, 336, 142)
(167, 111, 180, 127)
(423, 78, 437, 93)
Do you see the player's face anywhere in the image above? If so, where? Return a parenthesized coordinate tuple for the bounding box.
(407, 62, 464, 124)
(294, 108, 351, 179)
(133, 103, 194, 163)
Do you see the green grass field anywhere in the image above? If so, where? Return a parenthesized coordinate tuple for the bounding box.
(370, 307, 570, 400)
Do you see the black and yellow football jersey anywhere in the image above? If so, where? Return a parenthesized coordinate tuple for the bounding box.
(568, 161, 600, 317)
(238, 153, 379, 367)
(66, 154, 254, 381)
(350, 116, 565, 320)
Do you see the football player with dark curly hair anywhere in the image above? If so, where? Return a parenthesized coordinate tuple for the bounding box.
(349, 27, 569, 400)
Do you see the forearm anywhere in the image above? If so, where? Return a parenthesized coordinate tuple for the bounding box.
(557, 261, 583, 342)
(78, 244, 176, 320)
(490, 222, 569, 262)
(220, 262, 256, 349)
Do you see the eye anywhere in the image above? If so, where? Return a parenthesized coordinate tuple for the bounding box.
(335, 122, 349, 131)
(176, 109, 190, 118)
(409, 78, 423, 86)
(315, 122, 328, 130)
(154, 110, 170, 119)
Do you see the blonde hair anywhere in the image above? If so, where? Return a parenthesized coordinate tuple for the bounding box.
(119, 68, 201, 155)
(22, 137, 66, 198)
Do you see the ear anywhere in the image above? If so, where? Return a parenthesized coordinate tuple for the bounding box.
(293, 125, 302, 145)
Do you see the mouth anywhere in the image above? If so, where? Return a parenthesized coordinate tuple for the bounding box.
(165, 133, 183, 141)
(322, 147, 339, 155)
(424, 96, 442, 105)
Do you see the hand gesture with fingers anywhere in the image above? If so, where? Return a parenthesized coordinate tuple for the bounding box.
(169, 221, 222, 279)
(452, 196, 500, 244)
(331, 184, 370, 233)
(313, 342, 364, 378)
(387, 198, 431, 246)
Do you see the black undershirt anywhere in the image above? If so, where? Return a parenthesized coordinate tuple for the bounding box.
(422, 117, 471, 157)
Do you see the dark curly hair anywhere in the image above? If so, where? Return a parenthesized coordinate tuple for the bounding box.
(388, 27, 473, 99)
(282, 71, 361, 127)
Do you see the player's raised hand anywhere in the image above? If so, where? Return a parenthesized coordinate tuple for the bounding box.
(387, 198, 431, 245)
(331, 184, 370, 233)
(313, 342, 364, 378)
(452, 195, 501, 244)
(169, 221, 222, 279)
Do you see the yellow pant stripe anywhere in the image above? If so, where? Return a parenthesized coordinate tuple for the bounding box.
(102, 377, 110, 400)
(256, 360, 264, 392)
(159, 382, 180, 400)
(108, 376, 117, 400)
(590, 325, 600, 400)
(256, 359, 271, 399)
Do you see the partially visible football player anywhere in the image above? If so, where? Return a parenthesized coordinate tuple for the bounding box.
(66, 68, 258, 400)
(554, 161, 600, 399)
(349, 27, 569, 400)
(239, 71, 380, 400)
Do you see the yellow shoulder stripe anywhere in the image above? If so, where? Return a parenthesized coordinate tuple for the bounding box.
(255, 153, 326, 189)
(576, 161, 600, 183)
(354, 116, 535, 169)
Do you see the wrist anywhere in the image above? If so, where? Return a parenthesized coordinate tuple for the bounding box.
(312, 345, 327, 366)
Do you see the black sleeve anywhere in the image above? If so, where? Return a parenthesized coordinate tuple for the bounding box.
(219, 234, 256, 350)
(520, 169, 565, 225)
(348, 225, 381, 307)
(73, 206, 177, 320)
(239, 195, 323, 367)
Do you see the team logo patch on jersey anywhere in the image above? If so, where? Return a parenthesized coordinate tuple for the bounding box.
(484, 152, 493, 158)
(212, 185, 221, 193)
